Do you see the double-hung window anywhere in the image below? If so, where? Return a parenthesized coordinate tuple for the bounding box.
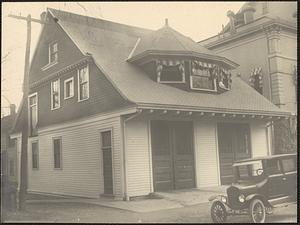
(64, 77, 74, 99)
(51, 79, 60, 110)
(53, 138, 62, 169)
(28, 93, 38, 136)
(78, 66, 89, 101)
(32, 141, 39, 169)
(49, 42, 58, 64)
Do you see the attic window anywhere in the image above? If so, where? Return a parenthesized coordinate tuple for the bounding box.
(157, 60, 185, 83)
(191, 61, 216, 91)
(49, 42, 58, 64)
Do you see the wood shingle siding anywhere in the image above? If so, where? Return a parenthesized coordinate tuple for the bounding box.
(27, 115, 124, 199)
(194, 120, 220, 187)
(125, 118, 152, 197)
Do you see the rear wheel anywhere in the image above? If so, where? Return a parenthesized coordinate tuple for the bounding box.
(211, 201, 227, 223)
(249, 199, 266, 223)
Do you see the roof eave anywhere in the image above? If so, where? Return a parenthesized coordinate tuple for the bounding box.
(127, 50, 239, 69)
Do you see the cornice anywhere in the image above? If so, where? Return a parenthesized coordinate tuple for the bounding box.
(204, 19, 297, 49)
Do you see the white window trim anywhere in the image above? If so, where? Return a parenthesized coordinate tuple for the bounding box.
(77, 64, 90, 102)
(28, 92, 38, 131)
(157, 65, 186, 84)
(31, 140, 39, 170)
(64, 77, 74, 100)
(190, 75, 218, 92)
(51, 78, 61, 110)
(41, 41, 58, 71)
(53, 137, 63, 170)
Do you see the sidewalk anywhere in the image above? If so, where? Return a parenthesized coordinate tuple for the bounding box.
(26, 187, 226, 213)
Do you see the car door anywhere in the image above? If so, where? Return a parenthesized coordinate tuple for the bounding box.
(266, 158, 285, 199)
(281, 156, 297, 197)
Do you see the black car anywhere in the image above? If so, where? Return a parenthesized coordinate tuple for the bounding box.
(209, 153, 297, 223)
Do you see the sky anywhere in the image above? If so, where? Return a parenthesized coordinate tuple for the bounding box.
(1, 1, 245, 117)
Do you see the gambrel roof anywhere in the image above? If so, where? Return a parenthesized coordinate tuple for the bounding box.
(47, 8, 289, 116)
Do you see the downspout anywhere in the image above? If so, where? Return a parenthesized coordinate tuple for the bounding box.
(122, 108, 142, 201)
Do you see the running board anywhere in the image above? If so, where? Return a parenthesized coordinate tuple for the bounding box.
(268, 196, 294, 207)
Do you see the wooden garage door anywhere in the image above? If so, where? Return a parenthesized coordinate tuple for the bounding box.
(217, 123, 251, 185)
(151, 121, 195, 191)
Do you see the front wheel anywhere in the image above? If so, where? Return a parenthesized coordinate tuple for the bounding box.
(249, 199, 266, 223)
(211, 201, 227, 223)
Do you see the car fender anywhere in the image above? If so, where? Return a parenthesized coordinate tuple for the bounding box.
(245, 194, 271, 207)
(209, 195, 231, 210)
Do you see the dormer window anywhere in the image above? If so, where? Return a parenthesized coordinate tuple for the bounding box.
(191, 61, 216, 91)
(49, 42, 58, 64)
(157, 60, 185, 83)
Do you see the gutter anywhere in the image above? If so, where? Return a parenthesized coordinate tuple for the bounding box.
(122, 108, 142, 201)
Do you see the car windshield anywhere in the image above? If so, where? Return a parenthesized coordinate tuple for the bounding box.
(233, 160, 264, 181)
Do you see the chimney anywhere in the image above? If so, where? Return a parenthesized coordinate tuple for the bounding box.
(10, 104, 16, 115)
(40, 11, 47, 22)
(241, 3, 256, 24)
(165, 18, 169, 26)
(227, 10, 236, 34)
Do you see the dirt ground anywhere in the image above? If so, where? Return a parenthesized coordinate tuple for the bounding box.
(2, 201, 297, 223)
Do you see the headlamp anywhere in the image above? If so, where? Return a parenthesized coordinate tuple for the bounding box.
(238, 194, 245, 203)
(221, 196, 227, 203)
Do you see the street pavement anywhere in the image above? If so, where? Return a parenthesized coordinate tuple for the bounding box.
(3, 201, 297, 223)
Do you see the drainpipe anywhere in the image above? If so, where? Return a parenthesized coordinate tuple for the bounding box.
(122, 108, 142, 201)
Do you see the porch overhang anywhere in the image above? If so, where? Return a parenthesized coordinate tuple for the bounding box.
(129, 104, 292, 122)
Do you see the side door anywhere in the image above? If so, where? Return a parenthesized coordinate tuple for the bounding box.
(266, 158, 285, 199)
(281, 156, 297, 197)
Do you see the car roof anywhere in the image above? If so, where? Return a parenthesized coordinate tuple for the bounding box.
(233, 153, 296, 165)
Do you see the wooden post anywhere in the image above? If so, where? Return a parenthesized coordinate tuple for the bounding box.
(8, 13, 44, 210)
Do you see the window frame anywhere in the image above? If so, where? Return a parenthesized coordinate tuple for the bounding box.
(31, 141, 39, 170)
(77, 65, 90, 102)
(42, 41, 58, 71)
(53, 137, 63, 170)
(49, 41, 58, 64)
(190, 69, 217, 92)
(28, 92, 38, 135)
(158, 64, 186, 84)
(64, 77, 74, 100)
(51, 78, 61, 110)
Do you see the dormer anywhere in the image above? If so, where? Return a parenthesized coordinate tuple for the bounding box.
(127, 19, 238, 93)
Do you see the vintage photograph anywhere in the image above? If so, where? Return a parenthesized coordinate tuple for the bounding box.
(1, 1, 297, 223)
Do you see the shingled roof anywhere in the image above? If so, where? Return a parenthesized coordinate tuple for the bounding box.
(128, 19, 238, 68)
(47, 8, 289, 116)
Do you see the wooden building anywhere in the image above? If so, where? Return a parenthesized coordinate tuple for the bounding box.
(11, 8, 290, 200)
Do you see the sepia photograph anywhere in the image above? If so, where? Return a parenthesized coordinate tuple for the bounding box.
(1, 1, 297, 223)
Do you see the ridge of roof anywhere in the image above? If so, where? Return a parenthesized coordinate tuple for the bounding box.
(48, 8, 153, 37)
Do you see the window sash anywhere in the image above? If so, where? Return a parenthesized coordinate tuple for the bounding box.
(51, 79, 60, 109)
(78, 66, 89, 101)
(64, 78, 74, 99)
(53, 138, 62, 169)
(190, 75, 216, 91)
(28, 93, 38, 135)
(49, 42, 58, 63)
(32, 142, 39, 169)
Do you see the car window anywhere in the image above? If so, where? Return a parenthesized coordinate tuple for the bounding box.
(281, 158, 296, 173)
(266, 159, 282, 175)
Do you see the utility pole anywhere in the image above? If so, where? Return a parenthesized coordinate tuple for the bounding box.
(8, 13, 44, 210)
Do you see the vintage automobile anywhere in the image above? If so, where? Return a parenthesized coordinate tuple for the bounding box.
(209, 153, 297, 223)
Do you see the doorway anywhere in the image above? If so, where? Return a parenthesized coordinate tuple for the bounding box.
(217, 123, 251, 185)
(151, 120, 195, 191)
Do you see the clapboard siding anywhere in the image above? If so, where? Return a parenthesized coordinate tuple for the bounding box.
(250, 121, 269, 157)
(27, 116, 123, 199)
(126, 119, 152, 197)
(194, 120, 219, 187)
